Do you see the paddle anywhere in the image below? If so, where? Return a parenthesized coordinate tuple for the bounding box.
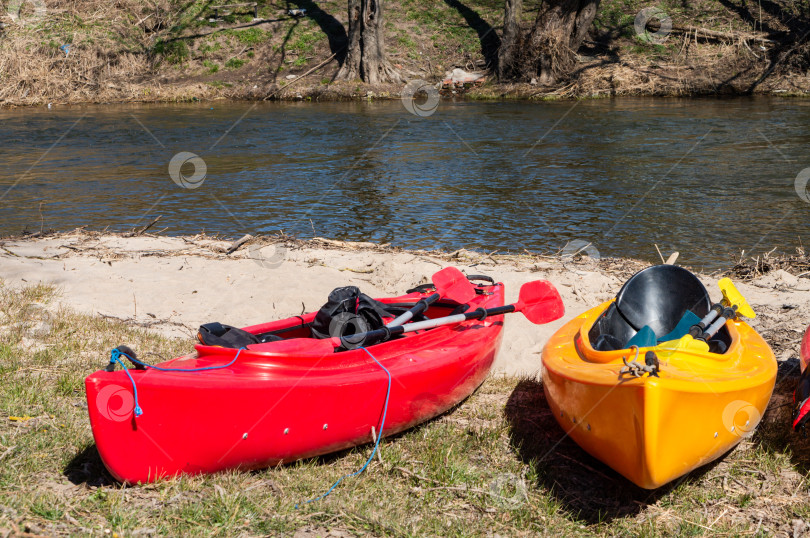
(659, 278, 754, 354)
(336, 280, 565, 350)
(684, 277, 755, 339)
(386, 267, 476, 327)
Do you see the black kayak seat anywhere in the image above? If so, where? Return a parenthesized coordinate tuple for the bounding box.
(615, 265, 711, 335)
(589, 265, 712, 352)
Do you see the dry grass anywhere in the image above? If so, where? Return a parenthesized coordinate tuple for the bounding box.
(0, 0, 222, 106)
(1, 0, 809, 106)
(1, 277, 810, 536)
(727, 247, 810, 282)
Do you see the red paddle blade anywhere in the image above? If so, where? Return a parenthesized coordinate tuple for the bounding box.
(432, 267, 476, 304)
(514, 280, 565, 324)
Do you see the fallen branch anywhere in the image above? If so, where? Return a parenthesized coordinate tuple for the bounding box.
(134, 13, 154, 27)
(97, 312, 193, 331)
(646, 22, 772, 43)
(394, 466, 443, 485)
(264, 47, 345, 101)
(226, 233, 253, 254)
(126, 215, 162, 237)
(674, 25, 771, 42)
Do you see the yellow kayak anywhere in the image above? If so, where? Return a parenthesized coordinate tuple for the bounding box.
(541, 265, 776, 489)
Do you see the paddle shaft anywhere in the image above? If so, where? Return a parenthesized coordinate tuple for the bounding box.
(689, 304, 723, 337)
(340, 303, 516, 349)
(689, 304, 737, 341)
(386, 293, 439, 327)
(397, 303, 515, 332)
(682, 306, 736, 345)
(703, 306, 737, 338)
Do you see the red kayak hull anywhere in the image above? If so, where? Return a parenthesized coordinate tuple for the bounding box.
(85, 283, 504, 483)
(794, 325, 810, 429)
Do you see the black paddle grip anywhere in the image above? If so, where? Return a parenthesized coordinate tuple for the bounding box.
(339, 325, 405, 351)
(464, 304, 516, 319)
(409, 293, 439, 318)
(466, 275, 495, 284)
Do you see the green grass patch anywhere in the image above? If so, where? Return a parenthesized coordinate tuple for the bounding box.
(397, 33, 418, 51)
(289, 30, 323, 55)
(199, 41, 223, 54)
(225, 57, 247, 69)
(153, 39, 190, 64)
(225, 27, 268, 45)
(203, 59, 219, 73)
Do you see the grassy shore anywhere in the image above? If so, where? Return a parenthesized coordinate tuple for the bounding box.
(1, 278, 809, 536)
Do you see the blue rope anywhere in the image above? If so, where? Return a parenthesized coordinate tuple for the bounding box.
(111, 348, 244, 373)
(109, 353, 144, 416)
(297, 347, 391, 508)
(108, 347, 244, 417)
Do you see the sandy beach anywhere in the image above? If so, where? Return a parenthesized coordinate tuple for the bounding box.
(2, 230, 809, 375)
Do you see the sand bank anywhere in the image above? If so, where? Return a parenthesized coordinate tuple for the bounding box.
(2, 231, 809, 375)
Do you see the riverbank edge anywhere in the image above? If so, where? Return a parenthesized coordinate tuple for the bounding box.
(3, 76, 810, 109)
(2, 229, 809, 376)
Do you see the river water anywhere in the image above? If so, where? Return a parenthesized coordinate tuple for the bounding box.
(1, 98, 808, 270)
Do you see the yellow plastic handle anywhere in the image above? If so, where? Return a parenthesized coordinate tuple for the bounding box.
(659, 334, 710, 355)
(718, 277, 755, 319)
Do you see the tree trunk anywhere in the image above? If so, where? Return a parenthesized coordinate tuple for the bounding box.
(499, 0, 600, 83)
(336, 0, 403, 83)
(497, 0, 523, 80)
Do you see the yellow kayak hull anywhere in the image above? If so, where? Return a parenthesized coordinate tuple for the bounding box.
(541, 300, 776, 489)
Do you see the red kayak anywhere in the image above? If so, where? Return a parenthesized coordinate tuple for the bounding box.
(793, 325, 810, 431)
(85, 280, 505, 484)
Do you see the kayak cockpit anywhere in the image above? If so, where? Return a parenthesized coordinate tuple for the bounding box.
(586, 265, 732, 355)
(192, 290, 498, 362)
(243, 300, 471, 343)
